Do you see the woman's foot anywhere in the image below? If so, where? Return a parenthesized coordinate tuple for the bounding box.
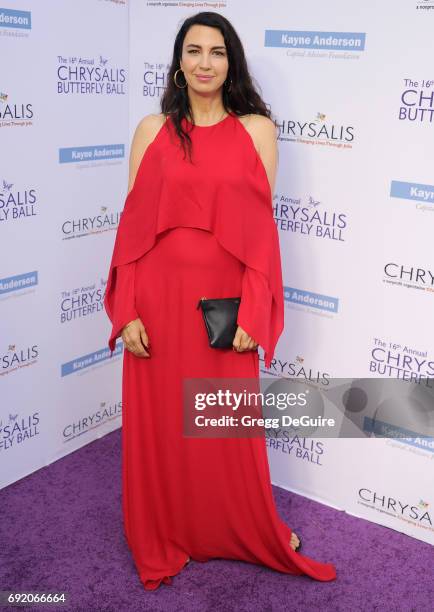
(289, 531, 301, 551)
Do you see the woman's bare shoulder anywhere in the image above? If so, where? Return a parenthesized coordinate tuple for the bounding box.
(127, 114, 168, 193)
(237, 113, 275, 126)
(134, 113, 168, 144)
(237, 113, 276, 135)
(236, 113, 277, 152)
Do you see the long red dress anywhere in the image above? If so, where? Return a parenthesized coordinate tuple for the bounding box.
(104, 112, 337, 590)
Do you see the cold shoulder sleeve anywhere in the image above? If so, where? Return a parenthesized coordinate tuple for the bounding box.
(102, 114, 285, 366)
(105, 260, 139, 352)
(232, 136, 284, 370)
(237, 265, 275, 368)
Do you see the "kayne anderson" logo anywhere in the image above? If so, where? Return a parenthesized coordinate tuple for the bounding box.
(390, 180, 434, 212)
(265, 30, 366, 51)
(0, 271, 37, 296)
(0, 8, 31, 30)
(284, 287, 339, 313)
(59, 144, 125, 163)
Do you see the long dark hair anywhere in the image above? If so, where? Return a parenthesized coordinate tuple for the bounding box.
(160, 11, 273, 161)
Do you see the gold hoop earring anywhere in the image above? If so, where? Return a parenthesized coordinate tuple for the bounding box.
(174, 69, 187, 89)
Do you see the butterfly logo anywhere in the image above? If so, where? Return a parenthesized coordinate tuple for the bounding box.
(2, 180, 13, 193)
(296, 355, 304, 363)
(100, 401, 106, 407)
(101, 206, 107, 212)
(8, 344, 16, 352)
(315, 112, 326, 122)
(99, 56, 108, 66)
(0, 92, 8, 103)
(0, 414, 17, 432)
(307, 196, 321, 208)
(419, 500, 429, 509)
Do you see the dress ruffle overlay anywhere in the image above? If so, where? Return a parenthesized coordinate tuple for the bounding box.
(104, 112, 337, 590)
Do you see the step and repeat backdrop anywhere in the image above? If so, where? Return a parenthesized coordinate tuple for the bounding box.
(1, 1, 433, 546)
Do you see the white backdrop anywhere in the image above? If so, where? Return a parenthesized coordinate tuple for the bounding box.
(1, 0, 433, 546)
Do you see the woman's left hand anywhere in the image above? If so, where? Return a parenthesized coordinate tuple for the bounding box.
(233, 325, 258, 353)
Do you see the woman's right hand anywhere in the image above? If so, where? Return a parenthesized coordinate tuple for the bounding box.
(121, 318, 151, 358)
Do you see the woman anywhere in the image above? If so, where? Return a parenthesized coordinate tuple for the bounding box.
(104, 11, 337, 590)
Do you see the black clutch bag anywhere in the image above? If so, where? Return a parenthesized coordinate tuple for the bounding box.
(196, 296, 241, 348)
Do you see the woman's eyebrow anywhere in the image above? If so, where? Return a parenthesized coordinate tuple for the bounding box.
(185, 43, 226, 50)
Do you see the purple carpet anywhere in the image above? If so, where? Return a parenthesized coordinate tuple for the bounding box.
(1, 429, 432, 612)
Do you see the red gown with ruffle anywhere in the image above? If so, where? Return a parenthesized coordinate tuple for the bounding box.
(104, 112, 337, 589)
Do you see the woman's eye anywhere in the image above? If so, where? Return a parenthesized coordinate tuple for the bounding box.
(187, 50, 225, 56)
